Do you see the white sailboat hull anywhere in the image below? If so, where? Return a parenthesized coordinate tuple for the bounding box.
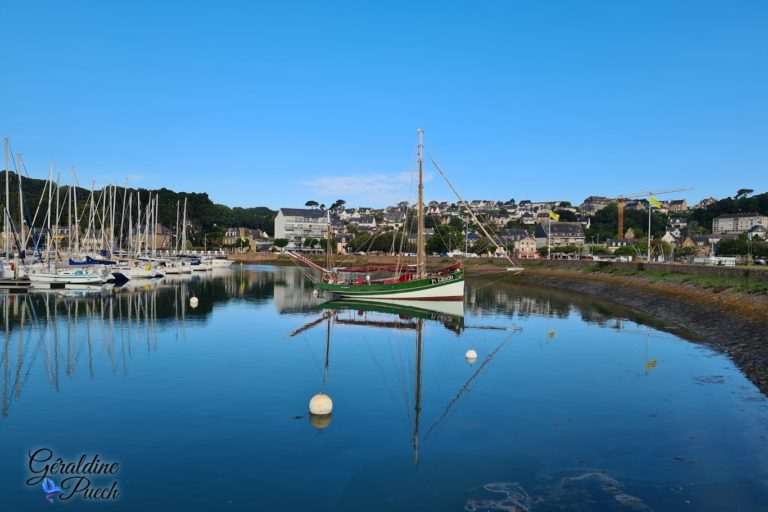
(331, 278, 465, 301)
(211, 258, 232, 268)
(29, 271, 105, 285)
(127, 266, 158, 279)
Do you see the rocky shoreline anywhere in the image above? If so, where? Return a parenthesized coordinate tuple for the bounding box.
(511, 268, 768, 395)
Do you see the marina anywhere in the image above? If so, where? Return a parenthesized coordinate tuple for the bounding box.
(2, 1, 766, 509)
(0, 135, 227, 291)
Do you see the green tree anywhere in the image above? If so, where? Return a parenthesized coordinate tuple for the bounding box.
(273, 238, 289, 251)
(448, 216, 464, 230)
(304, 237, 319, 249)
(426, 225, 464, 254)
(346, 233, 373, 253)
(554, 209, 578, 222)
(237, 237, 251, 251)
(471, 237, 496, 255)
(614, 245, 638, 257)
(586, 203, 667, 241)
(331, 199, 346, 211)
(716, 237, 748, 256)
(318, 237, 335, 253)
(650, 239, 672, 258)
(425, 215, 442, 229)
(684, 220, 702, 236)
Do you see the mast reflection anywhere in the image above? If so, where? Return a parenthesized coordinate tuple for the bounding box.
(291, 298, 521, 464)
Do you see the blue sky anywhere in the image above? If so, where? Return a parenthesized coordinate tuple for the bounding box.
(1, 0, 766, 209)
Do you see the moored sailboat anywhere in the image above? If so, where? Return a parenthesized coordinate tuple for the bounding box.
(292, 129, 465, 301)
(28, 266, 108, 285)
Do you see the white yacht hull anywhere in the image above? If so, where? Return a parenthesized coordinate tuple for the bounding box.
(29, 271, 105, 285)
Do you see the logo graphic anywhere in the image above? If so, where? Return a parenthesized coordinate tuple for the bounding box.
(41, 478, 62, 504)
(26, 448, 120, 503)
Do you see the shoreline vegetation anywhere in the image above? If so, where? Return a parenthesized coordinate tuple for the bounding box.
(229, 253, 768, 393)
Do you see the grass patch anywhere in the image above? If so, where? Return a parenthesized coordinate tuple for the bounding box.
(580, 265, 768, 294)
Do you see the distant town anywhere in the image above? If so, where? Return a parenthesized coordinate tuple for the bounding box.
(243, 191, 767, 265)
(1, 165, 765, 265)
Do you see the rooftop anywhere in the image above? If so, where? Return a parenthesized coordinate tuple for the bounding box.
(279, 208, 326, 218)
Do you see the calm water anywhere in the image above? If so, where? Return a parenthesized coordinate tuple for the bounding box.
(1, 265, 767, 511)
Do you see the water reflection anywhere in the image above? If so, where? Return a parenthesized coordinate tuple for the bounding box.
(0, 266, 322, 419)
(1, 265, 766, 512)
(1, 286, 162, 417)
(0, 266, 702, 421)
(291, 298, 521, 466)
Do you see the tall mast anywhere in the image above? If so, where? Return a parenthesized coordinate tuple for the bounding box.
(127, 192, 133, 254)
(46, 162, 53, 265)
(88, 181, 95, 252)
(135, 193, 140, 255)
(55, 171, 61, 259)
(118, 180, 128, 254)
(71, 168, 79, 253)
(17, 154, 24, 256)
(144, 192, 151, 255)
(416, 128, 426, 279)
(181, 197, 187, 253)
(67, 180, 72, 253)
(154, 196, 159, 255)
(174, 200, 179, 254)
(96, 186, 103, 250)
(3, 138, 8, 257)
(326, 209, 332, 271)
(110, 184, 117, 255)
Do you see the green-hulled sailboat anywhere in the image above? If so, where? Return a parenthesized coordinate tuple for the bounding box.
(289, 128, 465, 301)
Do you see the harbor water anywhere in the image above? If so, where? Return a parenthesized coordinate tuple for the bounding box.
(1, 265, 766, 511)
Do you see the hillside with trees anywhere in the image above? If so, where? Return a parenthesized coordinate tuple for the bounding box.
(690, 190, 768, 231)
(585, 203, 667, 242)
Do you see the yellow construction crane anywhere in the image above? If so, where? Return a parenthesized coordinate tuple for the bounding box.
(614, 187, 692, 240)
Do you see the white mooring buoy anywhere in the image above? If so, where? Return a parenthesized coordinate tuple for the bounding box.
(309, 393, 333, 416)
(465, 348, 478, 365)
(189, 296, 199, 308)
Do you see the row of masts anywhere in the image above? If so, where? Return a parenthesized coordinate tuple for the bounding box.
(2, 137, 190, 263)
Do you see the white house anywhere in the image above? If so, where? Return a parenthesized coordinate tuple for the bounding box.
(274, 208, 329, 250)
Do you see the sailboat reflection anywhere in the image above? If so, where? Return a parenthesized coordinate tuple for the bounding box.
(290, 299, 521, 464)
(321, 299, 465, 335)
(1, 285, 166, 418)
